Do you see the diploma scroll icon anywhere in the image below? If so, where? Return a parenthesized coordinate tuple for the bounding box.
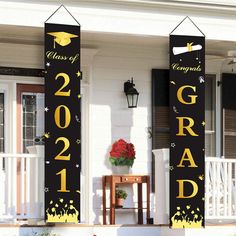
(172, 42, 202, 55)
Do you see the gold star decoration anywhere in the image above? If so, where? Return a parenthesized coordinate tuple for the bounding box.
(202, 121, 205, 126)
(170, 166, 174, 171)
(76, 71, 81, 77)
(44, 132, 50, 139)
(76, 139, 81, 144)
(171, 143, 176, 148)
(198, 175, 204, 181)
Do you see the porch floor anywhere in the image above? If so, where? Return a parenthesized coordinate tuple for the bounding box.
(1, 223, 236, 236)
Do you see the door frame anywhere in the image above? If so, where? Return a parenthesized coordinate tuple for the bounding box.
(16, 83, 45, 153)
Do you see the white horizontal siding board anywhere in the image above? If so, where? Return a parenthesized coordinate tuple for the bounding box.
(90, 109, 112, 117)
(91, 148, 110, 161)
(94, 57, 167, 70)
(91, 143, 151, 161)
(94, 44, 168, 57)
(90, 126, 112, 138)
(92, 80, 151, 96)
(110, 127, 148, 140)
(93, 68, 153, 82)
(92, 163, 112, 177)
(131, 162, 151, 174)
(92, 78, 128, 92)
(110, 117, 150, 128)
(91, 117, 112, 127)
(91, 141, 112, 152)
(92, 91, 125, 107)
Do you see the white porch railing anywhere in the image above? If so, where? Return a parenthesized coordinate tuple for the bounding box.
(153, 149, 236, 224)
(1, 150, 236, 222)
(0, 153, 44, 221)
(205, 157, 236, 219)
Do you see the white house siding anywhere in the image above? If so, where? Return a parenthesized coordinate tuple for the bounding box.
(90, 45, 158, 224)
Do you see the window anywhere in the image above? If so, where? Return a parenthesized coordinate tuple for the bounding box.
(152, 70, 169, 150)
(222, 73, 236, 159)
(0, 93, 4, 153)
(22, 93, 44, 153)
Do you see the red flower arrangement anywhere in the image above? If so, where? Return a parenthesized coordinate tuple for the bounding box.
(109, 139, 136, 167)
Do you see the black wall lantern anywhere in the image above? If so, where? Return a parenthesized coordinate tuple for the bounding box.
(124, 77, 139, 108)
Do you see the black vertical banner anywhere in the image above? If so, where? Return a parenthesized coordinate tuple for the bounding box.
(45, 21, 81, 223)
(169, 19, 205, 228)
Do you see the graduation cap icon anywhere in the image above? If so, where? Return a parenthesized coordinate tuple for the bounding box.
(47, 31, 78, 48)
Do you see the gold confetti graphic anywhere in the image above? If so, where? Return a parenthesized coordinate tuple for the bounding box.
(44, 132, 50, 139)
(171, 206, 203, 228)
(76, 71, 81, 77)
(198, 175, 204, 181)
(46, 199, 79, 223)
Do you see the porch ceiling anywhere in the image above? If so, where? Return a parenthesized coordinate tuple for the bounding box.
(0, 24, 235, 59)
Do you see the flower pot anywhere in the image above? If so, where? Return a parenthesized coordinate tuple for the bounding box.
(112, 165, 131, 174)
(115, 198, 124, 208)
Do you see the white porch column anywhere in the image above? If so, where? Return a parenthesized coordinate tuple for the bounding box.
(153, 148, 169, 224)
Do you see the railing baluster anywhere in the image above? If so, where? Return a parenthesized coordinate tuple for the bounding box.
(223, 162, 227, 216)
(12, 157, 17, 219)
(35, 156, 39, 217)
(0, 156, 4, 216)
(205, 161, 210, 217)
(234, 162, 236, 216)
(228, 162, 232, 216)
(26, 156, 30, 218)
(21, 157, 25, 217)
(212, 160, 216, 216)
(7, 157, 12, 216)
(216, 161, 221, 216)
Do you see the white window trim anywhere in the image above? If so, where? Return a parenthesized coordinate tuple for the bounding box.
(0, 83, 9, 153)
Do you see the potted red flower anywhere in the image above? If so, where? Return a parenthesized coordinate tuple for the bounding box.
(109, 139, 136, 167)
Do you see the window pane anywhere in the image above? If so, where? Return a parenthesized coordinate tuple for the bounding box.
(22, 93, 45, 153)
(222, 74, 236, 159)
(205, 77, 214, 130)
(152, 69, 169, 150)
(0, 93, 4, 153)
